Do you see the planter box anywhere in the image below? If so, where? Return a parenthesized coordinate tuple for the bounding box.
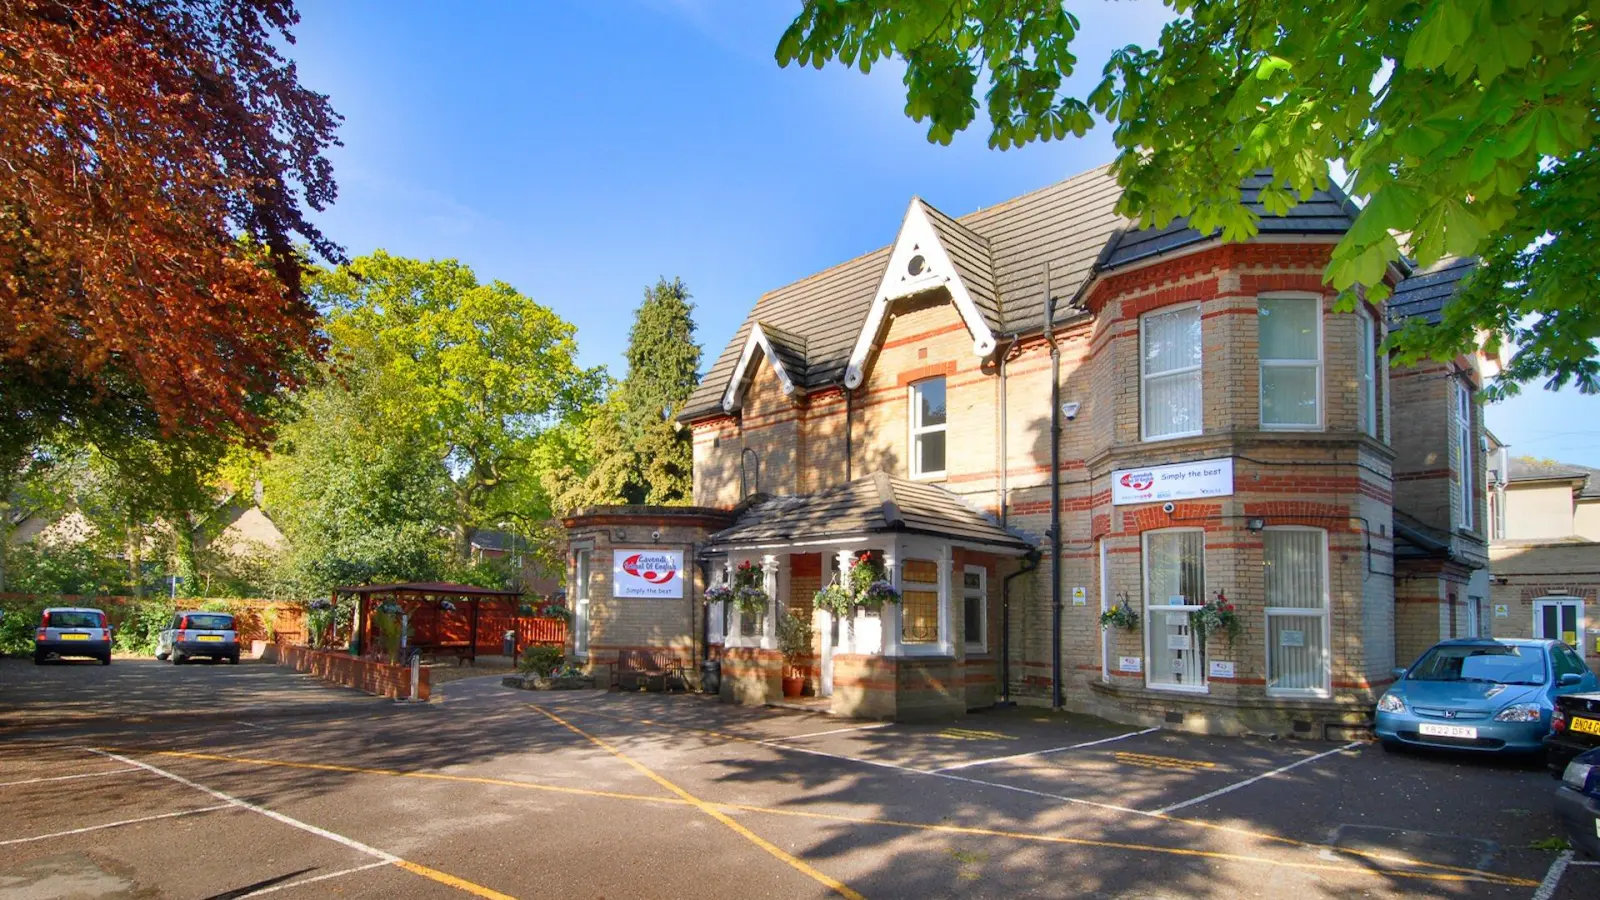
(502, 674, 596, 691)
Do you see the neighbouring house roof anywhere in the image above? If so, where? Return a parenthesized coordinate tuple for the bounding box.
(685, 164, 1465, 423)
(703, 472, 1033, 554)
(1392, 510, 1455, 562)
(1505, 457, 1600, 500)
(1388, 256, 1477, 325)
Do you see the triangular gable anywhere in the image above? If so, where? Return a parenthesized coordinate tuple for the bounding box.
(720, 322, 807, 413)
(843, 198, 999, 389)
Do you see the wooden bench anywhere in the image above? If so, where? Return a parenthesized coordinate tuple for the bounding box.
(411, 641, 474, 666)
(614, 649, 684, 692)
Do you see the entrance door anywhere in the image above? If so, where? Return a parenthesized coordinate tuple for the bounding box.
(1535, 597, 1584, 649)
(573, 549, 592, 657)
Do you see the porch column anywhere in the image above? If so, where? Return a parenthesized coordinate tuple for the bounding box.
(761, 554, 780, 649)
(880, 541, 899, 656)
(835, 548, 856, 653)
(938, 542, 954, 657)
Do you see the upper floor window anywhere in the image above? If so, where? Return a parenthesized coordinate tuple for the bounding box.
(1456, 379, 1475, 532)
(1259, 295, 1323, 429)
(910, 377, 947, 479)
(1141, 305, 1202, 441)
(1357, 308, 1378, 437)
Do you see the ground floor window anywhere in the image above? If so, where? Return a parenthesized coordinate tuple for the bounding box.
(1263, 528, 1330, 696)
(1144, 529, 1206, 691)
(901, 558, 940, 644)
(963, 566, 987, 652)
(1535, 597, 1585, 649)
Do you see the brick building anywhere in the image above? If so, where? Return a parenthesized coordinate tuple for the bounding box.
(563, 165, 1489, 736)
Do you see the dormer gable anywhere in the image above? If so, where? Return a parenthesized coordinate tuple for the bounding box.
(720, 321, 808, 414)
(843, 198, 999, 389)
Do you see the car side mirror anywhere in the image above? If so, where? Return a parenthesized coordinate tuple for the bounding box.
(1559, 673, 1583, 687)
(1391, 667, 1408, 681)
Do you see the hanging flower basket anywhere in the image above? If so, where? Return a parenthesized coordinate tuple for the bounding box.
(812, 582, 855, 617)
(517, 602, 536, 616)
(856, 579, 901, 611)
(732, 584, 770, 616)
(438, 600, 457, 613)
(1190, 589, 1242, 647)
(376, 599, 403, 617)
(1099, 602, 1140, 631)
(704, 585, 733, 605)
(537, 602, 572, 622)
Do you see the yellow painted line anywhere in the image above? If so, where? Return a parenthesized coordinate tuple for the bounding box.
(543, 709, 1529, 885)
(143, 749, 690, 807)
(937, 728, 1017, 741)
(718, 803, 1537, 888)
(395, 860, 518, 900)
(531, 705, 866, 900)
(1113, 751, 1217, 771)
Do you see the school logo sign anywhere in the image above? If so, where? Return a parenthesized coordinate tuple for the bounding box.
(1111, 458, 1234, 506)
(614, 550, 683, 598)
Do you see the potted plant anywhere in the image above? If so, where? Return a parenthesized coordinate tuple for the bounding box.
(1191, 589, 1242, 648)
(731, 560, 769, 617)
(847, 551, 901, 612)
(777, 608, 813, 698)
(812, 581, 854, 618)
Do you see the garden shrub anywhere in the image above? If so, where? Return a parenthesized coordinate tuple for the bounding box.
(518, 645, 563, 676)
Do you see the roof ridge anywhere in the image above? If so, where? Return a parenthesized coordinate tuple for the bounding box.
(956, 162, 1117, 224)
(871, 471, 903, 529)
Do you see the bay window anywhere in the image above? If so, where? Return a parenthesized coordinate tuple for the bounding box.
(1259, 295, 1323, 429)
(1144, 529, 1206, 691)
(962, 566, 987, 652)
(1263, 528, 1331, 696)
(901, 558, 940, 644)
(909, 378, 947, 479)
(1141, 305, 1202, 441)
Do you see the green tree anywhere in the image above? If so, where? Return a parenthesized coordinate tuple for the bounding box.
(556, 278, 701, 509)
(310, 252, 603, 559)
(777, 1, 1599, 394)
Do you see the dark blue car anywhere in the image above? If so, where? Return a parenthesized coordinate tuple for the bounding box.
(1556, 746, 1600, 859)
(1375, 639, 1597, 754)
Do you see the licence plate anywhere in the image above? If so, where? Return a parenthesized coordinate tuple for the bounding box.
(197, 635, 223, 642)
(1418, 722, 1478, 739)
(60, 633, 90, 641)
(1571, 716, 1600, 736)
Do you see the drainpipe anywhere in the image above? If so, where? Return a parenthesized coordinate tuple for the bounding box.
(843, 382, 853, 482)
(997, 333, 1019, 527)
(1044, 262, 1063, 710)
(1001, 549, 1040, 705)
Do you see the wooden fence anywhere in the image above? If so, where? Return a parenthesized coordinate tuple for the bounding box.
(0, 593, 305, 645)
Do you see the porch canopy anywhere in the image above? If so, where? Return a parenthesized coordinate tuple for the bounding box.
(703, 472, 1033, 555)
(332, 581, 523, 664)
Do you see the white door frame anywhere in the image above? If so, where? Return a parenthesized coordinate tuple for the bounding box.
(572, 547, 592, 658)
(1533, 596, 1585, 647)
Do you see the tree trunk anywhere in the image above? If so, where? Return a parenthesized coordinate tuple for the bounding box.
(173, 524, 199, 598)
(127, 512, 144, 599)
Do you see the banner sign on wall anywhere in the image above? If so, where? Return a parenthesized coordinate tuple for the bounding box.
(613, 549, 684, 598)
(1111, 457, 1234, 506)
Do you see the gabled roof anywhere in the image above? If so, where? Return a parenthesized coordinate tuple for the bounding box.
(919, 200, 999, 331)
(721, 321, 810, 413)
(1507, 457, 1600, 499)
(1389, 256, 1477, 324)
(703, 471, 1032, 553)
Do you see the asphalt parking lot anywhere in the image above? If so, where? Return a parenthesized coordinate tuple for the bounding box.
(1, 659, 1596, 899)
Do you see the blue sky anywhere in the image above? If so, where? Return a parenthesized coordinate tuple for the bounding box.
(288, 0, 1591, 466)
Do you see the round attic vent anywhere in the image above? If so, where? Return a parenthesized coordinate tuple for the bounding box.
(907, 254, 926, 276)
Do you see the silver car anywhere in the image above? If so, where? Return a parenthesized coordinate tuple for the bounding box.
(156, 611, 240, 664)
(34, 607, 112, 665)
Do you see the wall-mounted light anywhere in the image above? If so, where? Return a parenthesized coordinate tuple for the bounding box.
(614, 529, 627, 541)
(1246, 518, 1266, 532)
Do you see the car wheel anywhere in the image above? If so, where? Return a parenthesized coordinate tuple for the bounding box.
(172, 650, 186, 665)
(33, 651, 45, 665)
(228, 654, 240, 665)
(1380, 739, 1404, 754)
(100, 653, 111, 666)
(156, 651, 169, 661)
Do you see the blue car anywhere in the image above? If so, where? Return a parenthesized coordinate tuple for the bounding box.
(1555, 746, 1600, 858)
(1375, 638, 1598, 754)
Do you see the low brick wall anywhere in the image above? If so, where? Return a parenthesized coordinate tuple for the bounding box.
(276, 644, 428, 701)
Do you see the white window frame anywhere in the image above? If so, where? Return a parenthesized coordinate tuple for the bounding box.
(1258, 293, 1324, 431)
(1142, 528, 1208, 693)
(1456, 379, 1475, 532)
(572, 546, 593, 659)
(1262, 526, 1332, 698)
(1140, 303, 1203, 442)
(1357, 307, 1378, 438)
(1534, 597, 1585, 649)
(962, 565, 987, 653)
(888, 540, 952, 657)
(909, 377, 948, 480)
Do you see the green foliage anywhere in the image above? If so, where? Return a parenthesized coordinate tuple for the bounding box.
(0, 599, 48, 656)
(373, 609, 409, 664)
(5, 541, 123, 597)
(778, 0, 1600, 393)
(778, 607, 814, 664)
(518, 645, 564, 676)
(113, 600, 178, 655)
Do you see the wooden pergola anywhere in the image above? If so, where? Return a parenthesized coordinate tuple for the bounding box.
(332, 581, 523, 665)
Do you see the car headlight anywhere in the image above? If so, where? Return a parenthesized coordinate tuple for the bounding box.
(1493, 702, 1542, 722)
(1563, 760, 1596, 792)
(1377, 692, 1406, 713)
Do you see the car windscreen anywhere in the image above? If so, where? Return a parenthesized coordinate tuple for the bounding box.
(46, 611, 104, 629)
(181, 614, 235, 631)
(1407, 645, 1546, 685)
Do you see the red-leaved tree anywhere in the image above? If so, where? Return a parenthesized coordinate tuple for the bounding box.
(0, 0, 341, 445)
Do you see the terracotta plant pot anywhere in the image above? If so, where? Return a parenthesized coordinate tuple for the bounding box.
(781, 674, 805, 698)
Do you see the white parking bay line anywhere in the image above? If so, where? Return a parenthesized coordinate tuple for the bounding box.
(1155, 741, 1361, 815)
(765, 722, 893, 742)
(1532, 849, 1573, 900)
(239, 861, 392, 897)
(932, 727, 1160, 772)
(0, 767, 141, 788)
(0, 803, 233, 846)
